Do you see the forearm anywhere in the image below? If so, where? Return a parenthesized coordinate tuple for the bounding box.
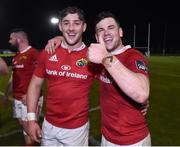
(103, 56, 150, 104)
(27, 75, 43, 113)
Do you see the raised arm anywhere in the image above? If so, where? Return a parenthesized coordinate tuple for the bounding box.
(88, 37, 149, 104)
(102, 55, 149, 104)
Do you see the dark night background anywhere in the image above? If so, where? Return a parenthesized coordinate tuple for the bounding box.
(0, 0, 180, 54)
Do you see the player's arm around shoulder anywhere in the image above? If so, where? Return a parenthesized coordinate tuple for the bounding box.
(45, 36, 63, 54)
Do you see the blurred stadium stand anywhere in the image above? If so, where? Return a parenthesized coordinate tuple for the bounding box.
(0, 49, 15, 66)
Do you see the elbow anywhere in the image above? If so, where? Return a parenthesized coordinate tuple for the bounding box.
(136, 90, 149, 104)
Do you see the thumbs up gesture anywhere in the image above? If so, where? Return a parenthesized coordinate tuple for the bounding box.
(87, 35, 109, 64)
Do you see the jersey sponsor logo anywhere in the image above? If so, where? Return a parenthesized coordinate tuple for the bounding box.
(61, 65, 71, 71)
(100, 71, 112, 84)
(76, 58, 88, 67)
(100, 75, 112, 84)
(46, 68, 88, 79)
(49, 54, 58, 62)
(135, 60, 148, 72)
(13, 64, 24, 68)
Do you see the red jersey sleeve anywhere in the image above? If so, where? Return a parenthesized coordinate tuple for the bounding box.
(32, 48, 40, 66)
(34, 50, 46, 78)
(124, 49, 149, 77)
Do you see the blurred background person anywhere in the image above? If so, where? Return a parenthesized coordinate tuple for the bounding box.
(0, 57, 8, 75)
(3, 28, 43, 146)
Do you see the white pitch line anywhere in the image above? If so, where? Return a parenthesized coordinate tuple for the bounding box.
(0, 91, 14, 101)
(89, 106, 100, 112)
(0, 90, 100, 144)
(0, 129, 21, 138)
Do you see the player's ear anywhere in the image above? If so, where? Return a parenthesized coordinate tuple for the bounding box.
(58, 22, 62, 32)
(17, 38, 21, 43)
(119, 27, 123, 37)
(95, 34, 98, 43)
(83, 23, 87, 32)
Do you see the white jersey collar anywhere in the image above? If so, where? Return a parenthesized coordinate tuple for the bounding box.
(61, 42, 86, 52)
(110, 45, 131, 55)
(20, 46, 32, 53)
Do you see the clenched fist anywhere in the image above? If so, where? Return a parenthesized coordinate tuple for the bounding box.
(87, 35, 109, 64)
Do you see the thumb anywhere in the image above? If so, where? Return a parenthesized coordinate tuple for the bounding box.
(98, 35, 105, 46)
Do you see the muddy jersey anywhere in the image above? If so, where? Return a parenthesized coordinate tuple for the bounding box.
(100, 47, 149, 145)
(12, 47, 39, 100)
(34, 46, 94, 128)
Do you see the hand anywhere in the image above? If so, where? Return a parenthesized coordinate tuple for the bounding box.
(27, 121, 42, 143)
(140, 100, 150, 116)
(45, 36, 63, 54)
(87, 35, 109, 64)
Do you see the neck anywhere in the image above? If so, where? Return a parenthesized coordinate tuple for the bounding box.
(18, 43, 30, 52)
(61, 40, 84, 51)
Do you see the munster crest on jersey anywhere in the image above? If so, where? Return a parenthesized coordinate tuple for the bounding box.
(19, 55, 27, 61)
(76, 58, 88, 67)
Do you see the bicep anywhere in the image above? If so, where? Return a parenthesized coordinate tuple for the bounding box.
(30, 75, 44, 87)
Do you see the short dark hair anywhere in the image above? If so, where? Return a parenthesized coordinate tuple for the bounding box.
(10, 28, 29, 41)
(59, 6, 86, 22)
(94, 11, 120, 27)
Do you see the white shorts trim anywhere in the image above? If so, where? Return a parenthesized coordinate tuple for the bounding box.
(13, 99, 27, 121)
(41, 119, 89, 146)
(13, 96, 43, 121)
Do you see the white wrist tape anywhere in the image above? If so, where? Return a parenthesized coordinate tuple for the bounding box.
(27, 112, 36, 121)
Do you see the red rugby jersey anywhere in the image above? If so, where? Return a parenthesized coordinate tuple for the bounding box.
(100, 47, 150, 145)
(34, 46, 94, 128)
(12, 47, 40, 100)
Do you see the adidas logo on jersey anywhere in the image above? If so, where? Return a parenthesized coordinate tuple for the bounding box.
(49, 55, 58, 62)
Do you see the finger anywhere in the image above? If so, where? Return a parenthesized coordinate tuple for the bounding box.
(34, 135, 40, 143)
(32, 131, 40, 143)
(54, 43, 59, 50)
(37, 127, 42, 139)
(98, 34, 105, 46)
(45, 46, 50, 54)
(50, 45, 52, 54)
(50, 44, 54, 55)
(51, 44, 56, 54)
(143, 111, 147, 116)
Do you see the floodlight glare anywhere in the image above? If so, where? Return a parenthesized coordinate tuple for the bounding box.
(50, 17, 59, 24)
